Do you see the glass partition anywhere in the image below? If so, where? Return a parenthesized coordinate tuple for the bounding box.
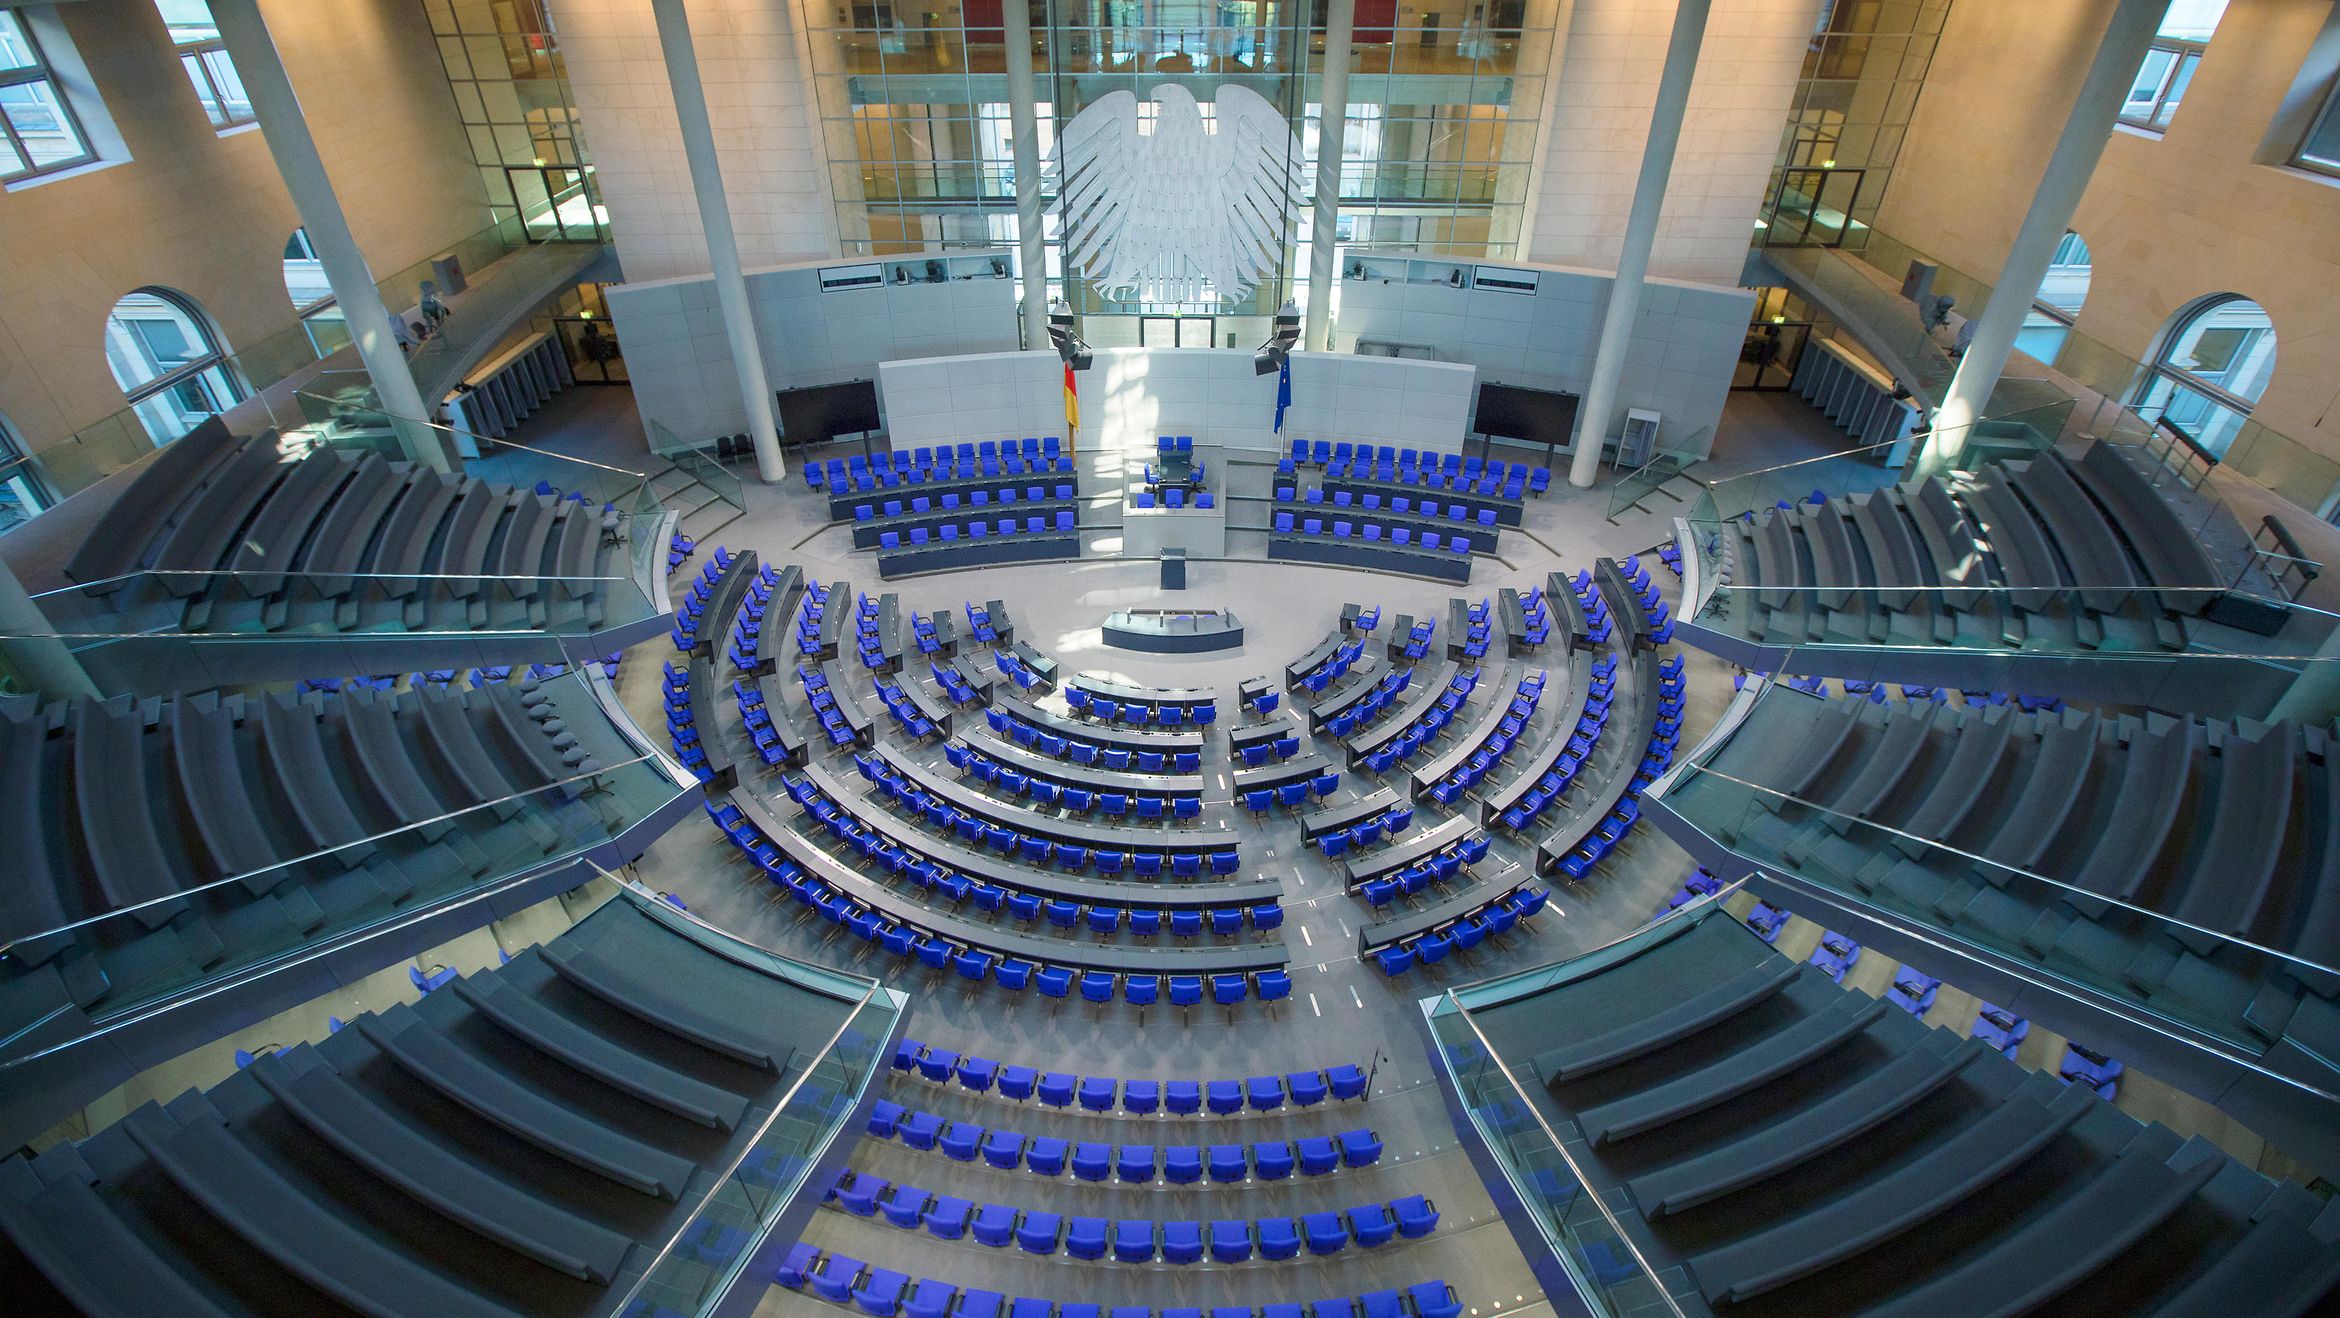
(0, 679, 689, 1072)
(603, 867, 903, 1317)
(1655, 678, 2340, 1078)
(1602, 426, 1710, 522)
(17, 568, 662, 677)
(1425, 885, 1747, 1318)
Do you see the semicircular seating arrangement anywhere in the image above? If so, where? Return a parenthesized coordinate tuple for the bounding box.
(0, 893, 871, 1318)
(0, 672, 638, 1056)
(57, 419, 640, 639)
(1443, 905, 2340, 1317)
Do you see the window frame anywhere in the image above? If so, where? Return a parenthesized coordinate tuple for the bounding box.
(2119, 36, 2204, 131)
(2295, 73, 2340, 179)
(157, 2, 253, 129)
(0, 11, 97, 183)
(2130, 294, 2276, 460)
(104, 287, 245, 446)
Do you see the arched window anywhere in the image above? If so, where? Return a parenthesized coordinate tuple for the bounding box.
(103, 287, 242, 445)
(283, 229, 349, 357)
(2016, 230, 2091, 362)
(2133, 294, 2276, 457)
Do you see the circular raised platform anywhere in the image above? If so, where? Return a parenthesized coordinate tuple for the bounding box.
(1102, 608, 1245, 653)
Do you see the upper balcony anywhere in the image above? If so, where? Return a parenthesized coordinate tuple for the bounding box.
(1644, 676, 2340, 1179)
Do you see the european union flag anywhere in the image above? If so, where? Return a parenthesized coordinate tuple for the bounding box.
(1274, 357, 1292, 435)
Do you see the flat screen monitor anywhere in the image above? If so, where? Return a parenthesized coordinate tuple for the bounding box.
(1473, 382, 1581, 448)
(775, 380, 881, 443)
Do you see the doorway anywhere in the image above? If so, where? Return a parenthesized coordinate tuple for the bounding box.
(1735, 288, 1815, 391)
(1139, 315, 1217, 348)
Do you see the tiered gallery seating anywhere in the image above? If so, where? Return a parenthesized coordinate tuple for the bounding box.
(0, 893, 866, 1317)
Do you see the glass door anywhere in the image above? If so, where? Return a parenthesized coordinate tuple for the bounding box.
(504, 166, 600, 241)
(1764, 167, 1864, 247)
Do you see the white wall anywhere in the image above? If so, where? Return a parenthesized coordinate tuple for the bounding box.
(546, 0, 837, 283)
(606, 255, 1020, 446)
(1333, 260, 1752, 456)
(1524, 0, 1823, 284)
(877, 349, 1479, 456)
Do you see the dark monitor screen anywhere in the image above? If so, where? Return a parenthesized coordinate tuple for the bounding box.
(1473, 382, 1581, 447)
(775, 380, 881, 443)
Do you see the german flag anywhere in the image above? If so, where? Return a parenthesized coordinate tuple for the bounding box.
(1062, 362, 1080, 451)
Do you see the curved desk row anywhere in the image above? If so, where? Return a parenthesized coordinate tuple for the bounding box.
(1267, 534, 1472, 584)
(874, 745, 1240, 855)
(781, 770, 1280, 908)
(877, 533, 1081, 581)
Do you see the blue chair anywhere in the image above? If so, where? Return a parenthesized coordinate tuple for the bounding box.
(1253, 1141, 1296, 1180)
(1117, 1143, 1158, 1182)
(1113, 1220, 1156, 1263)
(1027, 1136, 1068, 1176)
(1210, 1220, 1254, 1263)
(1164, 1145, 1203, 1184)
(1016, 1211, 1062, 1255)
(1209, 1145, 1248, 1182)
(1162, 1221, 1205, 1265)
(1066, 1216, 1109, 1260)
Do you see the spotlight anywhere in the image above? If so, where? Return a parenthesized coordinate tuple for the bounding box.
(1047, 302, 1094, 371)
(1253, 301, 1301, 376)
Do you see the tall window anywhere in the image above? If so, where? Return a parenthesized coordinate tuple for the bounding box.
(0, 10, 96, 181)
(2016, 230, 2092, 362)
(155, 0, 252, 129)
(2120, 0, 2227, 131)
(282, 229, 350, 358)
(2133, 294, 2276, 458)
(104, 289, 243, 445)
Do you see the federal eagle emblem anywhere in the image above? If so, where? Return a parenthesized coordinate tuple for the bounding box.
(1049, 84, 1306, 305)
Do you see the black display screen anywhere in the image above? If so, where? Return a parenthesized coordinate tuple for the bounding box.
(1473, 382, 1581, 447)
(776, 380, 882, 442)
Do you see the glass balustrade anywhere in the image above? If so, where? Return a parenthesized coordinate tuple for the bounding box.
(1424, 883, 1746, 1318)
(603, 868, 904, 1317)
(0, 679, 690, 1072)
(1653, 677, 2340, 1080)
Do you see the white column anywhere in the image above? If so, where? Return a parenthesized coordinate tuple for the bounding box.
(1568, 0, 1712, 489)
(650, 0, 785, 482)
(209, 0, 454, 474)
(1003, 0, 1050, 350)
(1918, 0, 2169, 478)
(1303, 0, 1357, 353)
(0, 558, 96, 701)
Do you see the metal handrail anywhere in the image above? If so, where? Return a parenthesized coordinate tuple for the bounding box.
(602, 872, 895, 1318)
(1433, 892, 1758, 1318)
